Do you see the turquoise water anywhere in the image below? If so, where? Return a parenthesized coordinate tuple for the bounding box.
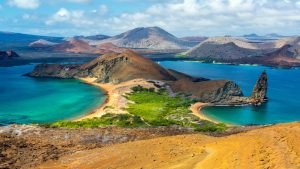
(0, 65, 105, 126)
(160, 61, 300, 125)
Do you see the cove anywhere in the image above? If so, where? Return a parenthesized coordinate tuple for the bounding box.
(160, 61, 300, 125)
(0, 65, 105, 126)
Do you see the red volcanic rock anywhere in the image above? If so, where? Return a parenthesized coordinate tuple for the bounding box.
(51, 39, 99, 54)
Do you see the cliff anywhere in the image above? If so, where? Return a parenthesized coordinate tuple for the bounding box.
(168, 79, 245, 104)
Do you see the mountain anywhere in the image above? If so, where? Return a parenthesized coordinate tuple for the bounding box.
(179, 36, 208, 43)
(242, 45, 300, 67)
(27, 50, 177, 82)
(29, 39, 58, 48)
(0, 31, 63, 43)
(183, 36, 300, 67)
(51, 39, 99, 54)
(48, 39, 128, 54)
(96, 27, 192, 49)
(184, 37, 270, 60)
(243, 33, 260, 38)
(242, 33, 288, 41)
(73, 34, 110, 41)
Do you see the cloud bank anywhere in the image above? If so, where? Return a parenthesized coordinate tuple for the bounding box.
(4, 0, 300, 36)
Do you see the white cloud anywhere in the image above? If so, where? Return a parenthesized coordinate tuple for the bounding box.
(41, 0, 300, 36)
(7, 0, 39, 9)
(100, 0, 300, 36)
(46, 8, 93, 26)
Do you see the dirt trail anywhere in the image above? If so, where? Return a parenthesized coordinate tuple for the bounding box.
(38, 122, 300, 169)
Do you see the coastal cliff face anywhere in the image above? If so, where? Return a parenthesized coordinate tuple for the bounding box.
(26, 64, 80, 78)
(169, 79, 244, 104)
(251, 71, 268, 104)
(27, 50, 267, 105)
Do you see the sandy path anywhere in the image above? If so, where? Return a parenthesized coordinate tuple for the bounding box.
(77, 78, 157, 120)
(37, 122, 300, 169)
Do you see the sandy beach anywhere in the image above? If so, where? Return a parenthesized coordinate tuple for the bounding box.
(190, 102, 218, 123)
(77, 78, 226, 125)
(76, 78, 157, 120)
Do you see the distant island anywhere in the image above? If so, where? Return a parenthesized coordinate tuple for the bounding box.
(1, 27, 300, 68)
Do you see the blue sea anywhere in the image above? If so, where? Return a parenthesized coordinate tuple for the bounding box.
(1, 62, 300, 126)
(160, 61, 300, 125)
(0, 65, 105, 126)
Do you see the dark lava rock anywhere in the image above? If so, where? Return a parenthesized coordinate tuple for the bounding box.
(0, 50, 20, 60)
(251, 70, 268, 104)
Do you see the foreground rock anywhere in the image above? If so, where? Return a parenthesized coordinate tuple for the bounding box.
(26, 50, 267, 105)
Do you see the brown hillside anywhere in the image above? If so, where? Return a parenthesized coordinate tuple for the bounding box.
(78, 50, 176, 83)
(52, 39, 99, 54)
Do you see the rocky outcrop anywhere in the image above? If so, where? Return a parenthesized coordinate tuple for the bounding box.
(26, 64, 80, 78)
(251, 71, 268, 104)
(169, 79, 245, 104)
(0, 50, 19, 60)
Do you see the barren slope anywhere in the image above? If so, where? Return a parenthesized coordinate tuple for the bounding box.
(38, 122, 300, 169)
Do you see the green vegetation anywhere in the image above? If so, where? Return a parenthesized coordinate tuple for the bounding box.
(48, 113, 147, 128)
(44, 86, 227, 132)
(125, 87, 227, 132)
(175, 53, 187, 58)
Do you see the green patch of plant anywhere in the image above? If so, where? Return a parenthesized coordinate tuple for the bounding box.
(175, 53, 187, 58)
(47, 113, 147, 128)
(43, 86, 227, 133)
(125, 86, 227, 132)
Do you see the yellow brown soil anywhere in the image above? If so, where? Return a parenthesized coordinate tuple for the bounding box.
(38, 122, 300, 169)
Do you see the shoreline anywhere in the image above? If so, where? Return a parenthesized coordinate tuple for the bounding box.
(190, 102, 236, 126)
(190, 102, 219, 124)
(76, 78, 234, 126)
(76, 78, 158, 121)
(76, 77, 115, 121)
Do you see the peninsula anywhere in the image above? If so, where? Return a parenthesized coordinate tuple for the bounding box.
(27, 50, 267, 122)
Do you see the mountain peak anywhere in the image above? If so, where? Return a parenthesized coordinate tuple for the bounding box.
(98, 27, 190, 49)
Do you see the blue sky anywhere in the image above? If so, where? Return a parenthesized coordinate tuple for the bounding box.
(1, 0, 300, 37)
